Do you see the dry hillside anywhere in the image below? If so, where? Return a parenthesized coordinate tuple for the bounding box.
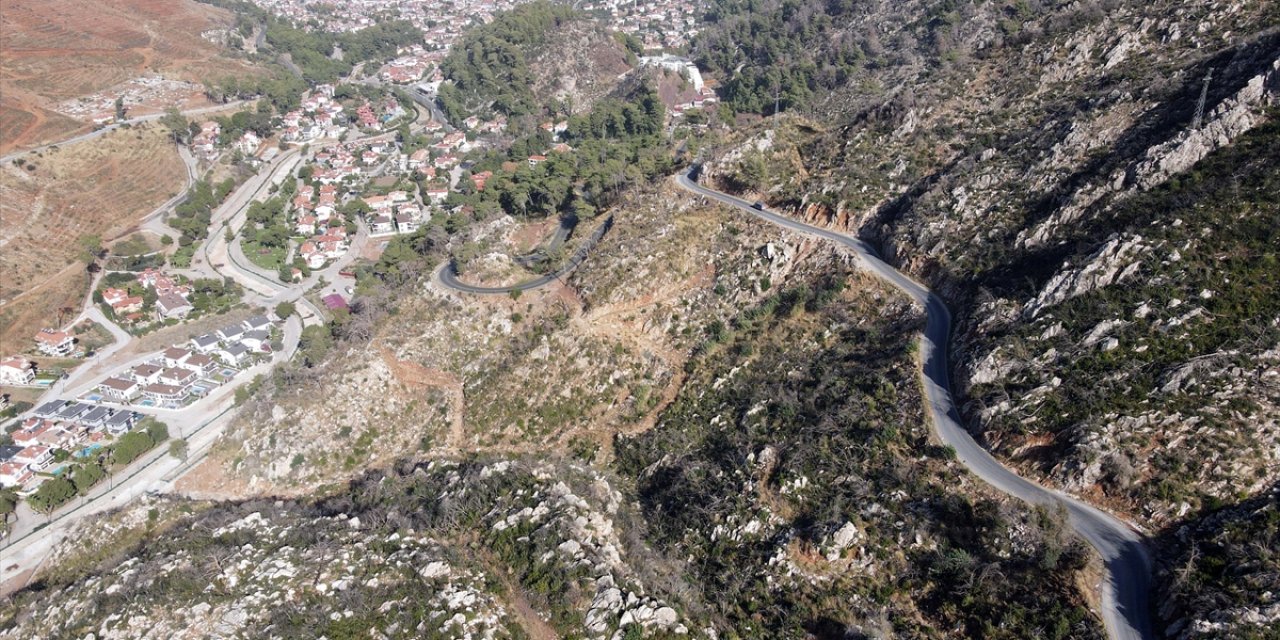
(0, 0, 258, 154)
(528, 21, 634, 114)
(0, 123, 186, 351)
(184, 179, 787, 495)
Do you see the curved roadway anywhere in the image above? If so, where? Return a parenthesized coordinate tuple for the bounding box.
(675, 168, 1152, 640)
(438, 217, 613, 294)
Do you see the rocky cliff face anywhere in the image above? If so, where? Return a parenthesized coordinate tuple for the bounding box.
(1153, 481, 1280, 640)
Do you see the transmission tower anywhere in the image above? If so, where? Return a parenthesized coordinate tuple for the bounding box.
(1192, 68, 1213, 130)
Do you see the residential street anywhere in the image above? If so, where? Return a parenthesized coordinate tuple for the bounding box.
(2, 94, 434, 596)
(0, 315, 302, 594)
(0, 143, 317, 593)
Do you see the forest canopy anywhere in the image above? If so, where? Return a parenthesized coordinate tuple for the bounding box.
(439, 1, 580, 121)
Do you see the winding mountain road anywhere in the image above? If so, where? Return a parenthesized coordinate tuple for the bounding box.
(675, 168, 1152, 640)
(437, 217, 613, 294)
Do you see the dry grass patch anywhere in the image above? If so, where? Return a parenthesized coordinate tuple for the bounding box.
(0, 122, 185, 296)
(0, 267, 89, 355)
(0, 0, 262, 153)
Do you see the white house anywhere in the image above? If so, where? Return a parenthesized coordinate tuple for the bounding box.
(142, 383, 187, 405)
(243, 315, 272, 332)
(370, 215, 395, 235)
(33, 400, 66, 419)
(396, 213, 420, 234)
(130, 364, 164, 385)
(425, 186, 449, 203)
(98, 377, 141, 401)
(217, 343, 250, 366)
(216, 324, 245, 342)
(190, 334, 221, 354)
(0, 462, 33, 488)
(157, 293, 194, 320)
(104, 411, 138, 436)
(236, 131, 261, 156)
(180, 353, 216, 376)
(13, 445, 53, 470)
(0, 356, 34, 386)
(239, 331, 270, 352)
(162, 347, 192, 368)
(159, 367, 197, 388)
(79, 406, 111, 429)
(57, 402, 90, 421)
(35, 329, 74, 356)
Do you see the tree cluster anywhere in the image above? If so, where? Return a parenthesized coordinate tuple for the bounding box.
(439, 0, 579, 121)
(27, 420, 170, 513)
(171, 178, 237, 247)
(446, 84, 670, 225)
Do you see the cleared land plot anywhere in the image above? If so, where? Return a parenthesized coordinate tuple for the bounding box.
(0, 123, 186, 348)
(0, 0, 262, 154)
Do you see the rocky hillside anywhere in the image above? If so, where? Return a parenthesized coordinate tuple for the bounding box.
(1153, 481, 1280, 639)
(693, 0, 1280, 635)
(21, 83, 1103, 638)
(527, 21, 634, 115)
(8, 1, 1279, 637)
(2, 460, 700, 639)
(6, 245, 1107, 639)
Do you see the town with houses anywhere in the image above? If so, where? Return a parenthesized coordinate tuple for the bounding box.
(100, 268, 200, 324)
(0, 314, 277, 494)
(251, 0, 703, 56)
(90, 314, 277, 411)
(0, 0, 720, 544)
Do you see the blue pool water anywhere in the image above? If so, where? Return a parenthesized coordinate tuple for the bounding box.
(76, 444, 103, 458)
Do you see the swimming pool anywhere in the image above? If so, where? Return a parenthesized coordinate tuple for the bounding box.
(139, 398, 156, 407)
(76, 444, 103, 459)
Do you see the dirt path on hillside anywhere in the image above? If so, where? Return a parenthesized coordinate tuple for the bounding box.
(475, 548, 559, 640)
(378, 347, 466, 449)
(563, 264, 714, 458)
(175, 456, 254, 499)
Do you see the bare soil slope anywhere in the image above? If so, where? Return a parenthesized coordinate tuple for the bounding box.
(0, 0, 258, 154)
(0, 123, 186, 350)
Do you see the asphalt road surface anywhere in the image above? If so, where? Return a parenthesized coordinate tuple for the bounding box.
(675, 167, 1152, 640)
(437, 217, 613, 294)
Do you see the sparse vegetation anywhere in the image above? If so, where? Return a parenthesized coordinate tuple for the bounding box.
(617, 270, 1101, 638)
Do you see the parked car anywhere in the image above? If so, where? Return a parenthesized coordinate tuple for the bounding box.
(752, 201, 765, 210)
